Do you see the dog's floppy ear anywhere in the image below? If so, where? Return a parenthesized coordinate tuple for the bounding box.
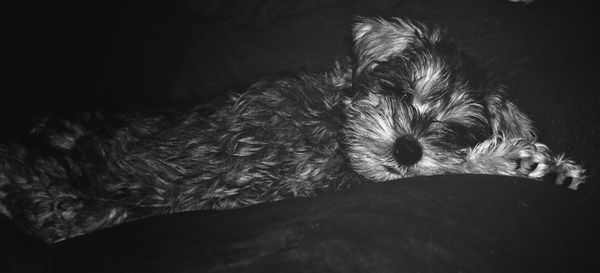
(484, 87, 536, 140)
(352, 17, 441, 74)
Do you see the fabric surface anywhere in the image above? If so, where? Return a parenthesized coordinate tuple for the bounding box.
(44, 175, 600, 272)
(5, 175, 597, 272)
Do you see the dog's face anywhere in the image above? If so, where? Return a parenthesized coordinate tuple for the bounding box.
(343, 18, 536, 181)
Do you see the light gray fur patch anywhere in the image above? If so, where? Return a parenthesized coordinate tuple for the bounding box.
(353, 17, 441, 74)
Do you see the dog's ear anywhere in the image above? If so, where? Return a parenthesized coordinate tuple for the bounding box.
(352, 17, 441, 74)
(484, 87, 536, 140)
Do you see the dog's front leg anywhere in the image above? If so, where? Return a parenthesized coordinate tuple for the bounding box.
(464, 137, 586, 189)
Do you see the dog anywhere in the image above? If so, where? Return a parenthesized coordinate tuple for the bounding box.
(0, 17, 586, 243)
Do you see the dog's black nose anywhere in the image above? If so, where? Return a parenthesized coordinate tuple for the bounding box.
(393, 136, 422, 166)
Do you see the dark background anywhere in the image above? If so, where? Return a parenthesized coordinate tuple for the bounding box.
(1, 1, 600, 272)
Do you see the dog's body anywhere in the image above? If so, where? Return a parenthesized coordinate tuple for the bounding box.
(0, 18, 585, 243)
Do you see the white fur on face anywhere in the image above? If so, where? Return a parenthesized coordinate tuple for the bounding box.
(342, 87, 491, 181)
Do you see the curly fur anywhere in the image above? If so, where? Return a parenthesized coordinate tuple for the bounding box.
(0, 17, 585, 243)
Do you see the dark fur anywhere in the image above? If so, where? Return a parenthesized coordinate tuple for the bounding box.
(0, 66, 362, 242)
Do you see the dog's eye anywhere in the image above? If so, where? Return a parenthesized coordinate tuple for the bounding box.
(379, 80, 405, 92)
(380, 80, 396, 91)
(379, 79, 413, 103)
(443, 122, 491, 148)
(400, 92, 413, 103)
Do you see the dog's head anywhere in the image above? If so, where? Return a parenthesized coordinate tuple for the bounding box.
(343, 17, 535, 181)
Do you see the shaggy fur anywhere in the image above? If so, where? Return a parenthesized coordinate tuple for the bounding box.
(0, 18, 585, 243)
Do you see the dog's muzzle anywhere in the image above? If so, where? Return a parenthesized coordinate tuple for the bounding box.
(393, 136, 422, 166)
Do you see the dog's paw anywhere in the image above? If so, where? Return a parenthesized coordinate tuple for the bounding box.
(30, 113, 101, 150)
(30, 117, 84, 150)
(546, 155, 586, 190)
(516, 143, 586, 190)
(514, 142, 551, 178)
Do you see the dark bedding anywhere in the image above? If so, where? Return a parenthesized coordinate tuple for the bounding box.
(3, 175, 599, 272)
